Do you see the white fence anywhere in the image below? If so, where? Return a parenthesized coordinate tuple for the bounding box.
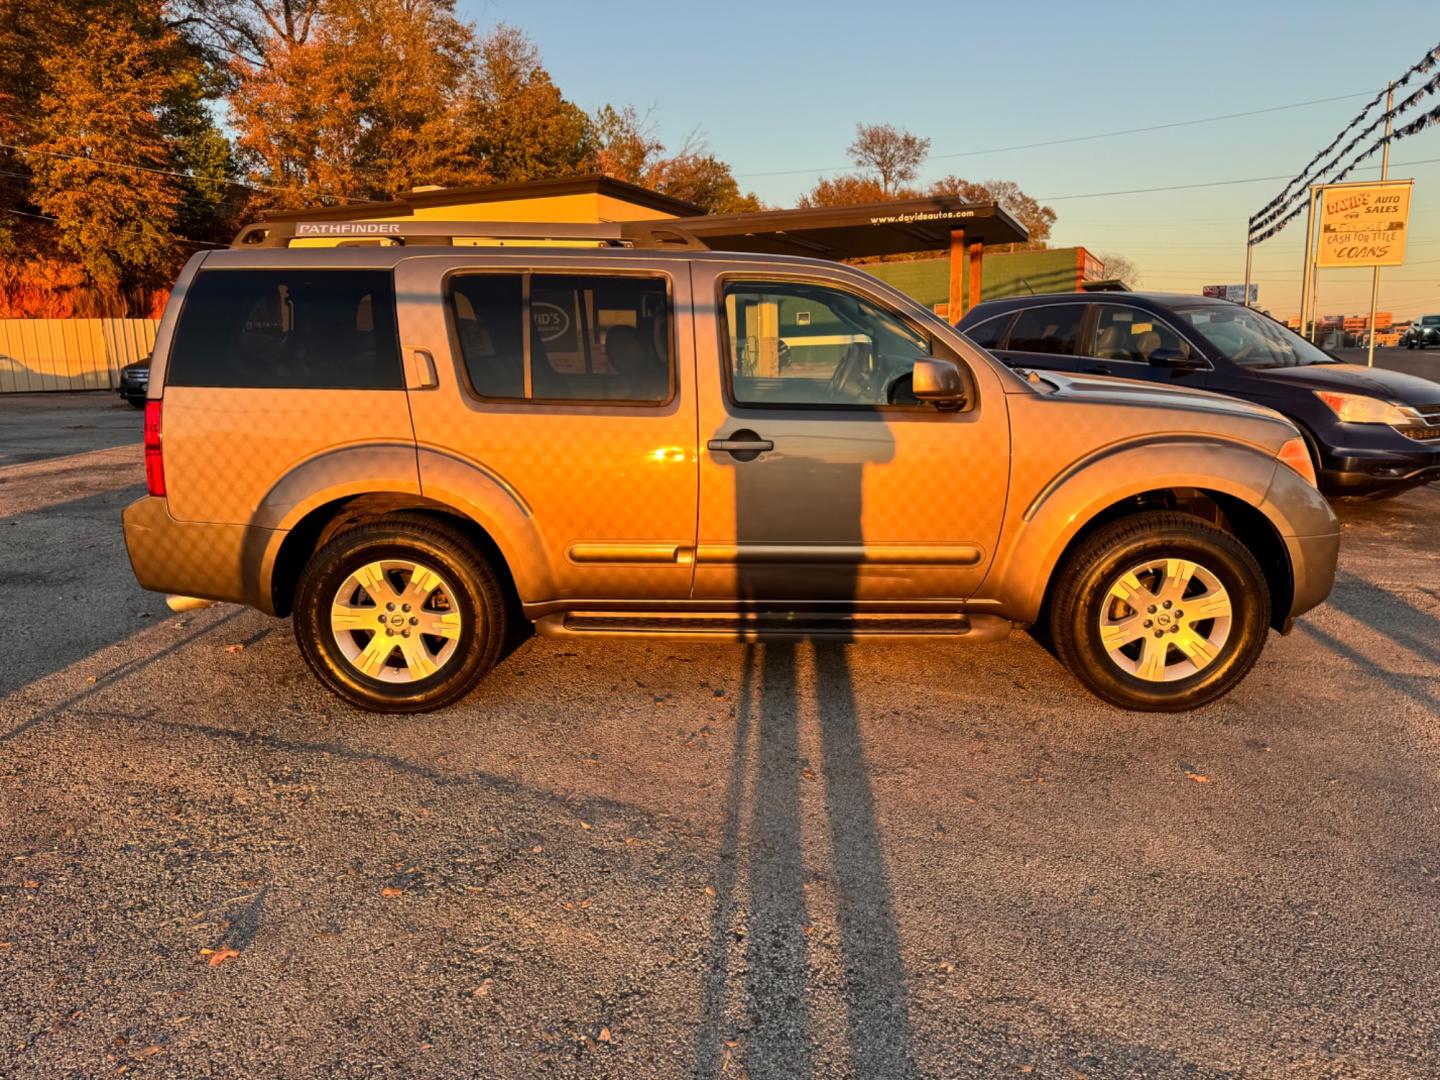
(0, 319, 160, 393)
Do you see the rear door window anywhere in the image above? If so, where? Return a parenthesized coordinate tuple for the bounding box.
(167, 269, 402, 388)
(1006, 305, 1085, 356)
(449, 273, 673, 404)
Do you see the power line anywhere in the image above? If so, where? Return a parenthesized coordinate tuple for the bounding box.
(1036, 154, 1440, 205)
(734, 91, 1377, 179)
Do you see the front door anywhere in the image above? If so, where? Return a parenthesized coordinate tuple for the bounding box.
(1085, 303, 1210, 388)
(689, 266, 1010, 605)
(394, 254, 698, 603)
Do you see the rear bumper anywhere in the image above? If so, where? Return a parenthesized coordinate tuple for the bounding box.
(122, 496, 281, 614)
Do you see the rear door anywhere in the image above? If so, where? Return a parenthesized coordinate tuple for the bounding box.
(994, 302, 1090, 375)
(394, 253, 699, 603)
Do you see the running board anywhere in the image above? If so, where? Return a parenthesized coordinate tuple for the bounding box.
(535, 611, 1012, 643)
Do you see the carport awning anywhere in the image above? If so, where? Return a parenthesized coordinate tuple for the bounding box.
(640, 198, 1028, 258)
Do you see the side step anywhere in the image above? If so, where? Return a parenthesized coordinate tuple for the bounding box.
(535, 611, 1012, 643)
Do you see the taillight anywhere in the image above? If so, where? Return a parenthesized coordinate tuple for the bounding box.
(143, 400, 165, 496)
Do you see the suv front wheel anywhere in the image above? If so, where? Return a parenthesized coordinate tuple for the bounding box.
(294, 514, 507, 712)
(1049, 512, 1271, 711)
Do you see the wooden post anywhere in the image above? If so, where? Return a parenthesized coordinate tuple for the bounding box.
(968, 241, 984, 314)
(947, 228, 965, 321)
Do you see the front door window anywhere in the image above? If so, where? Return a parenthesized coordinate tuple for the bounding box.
(723, 280, 931, 408)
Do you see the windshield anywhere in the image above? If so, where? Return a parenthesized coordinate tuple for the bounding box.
(1420, 315, 1440, 327)
(1173, 304, 1337, 369)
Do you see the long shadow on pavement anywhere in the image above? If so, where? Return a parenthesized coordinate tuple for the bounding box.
(694, 643, 917, 1079)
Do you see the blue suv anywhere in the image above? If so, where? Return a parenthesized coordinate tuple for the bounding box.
(957, 293, 1440, 497)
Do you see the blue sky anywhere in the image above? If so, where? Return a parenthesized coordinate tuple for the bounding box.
(466, 0, 1440, 319)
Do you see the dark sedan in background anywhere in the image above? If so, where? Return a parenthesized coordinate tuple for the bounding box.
(1402, 314, 1440, 349)
(957, 293, 1440, 497)
(116, 355, 150, 408)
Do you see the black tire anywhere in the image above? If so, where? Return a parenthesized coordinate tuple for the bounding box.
(1048, 512, 1270, 712)
(293, 514, 507, 712)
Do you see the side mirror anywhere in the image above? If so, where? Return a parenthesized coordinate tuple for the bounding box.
(1149, 347, 1201, 369)
(910, 357, 966, 408)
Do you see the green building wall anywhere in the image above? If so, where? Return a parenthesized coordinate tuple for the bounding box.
(863, 247, 1089, 311)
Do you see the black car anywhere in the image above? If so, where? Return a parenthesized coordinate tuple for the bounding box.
(117, 354, 151, 408)
(956, 293, 1440, 496)
(1401, 314, 1440, 350)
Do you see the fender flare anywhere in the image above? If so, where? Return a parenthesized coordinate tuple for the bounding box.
(983, 436, 1285, 624)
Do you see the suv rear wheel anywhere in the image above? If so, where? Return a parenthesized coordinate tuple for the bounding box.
(294, 514, 506, 712)
(1049, 512, 1270, 711)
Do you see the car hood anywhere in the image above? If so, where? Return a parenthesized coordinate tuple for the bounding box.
(1246, 363, 1440, 404)
(1011, 367, 1290, 423)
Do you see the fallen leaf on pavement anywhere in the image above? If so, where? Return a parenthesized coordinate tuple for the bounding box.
(1185, 771, 1211, 784)
(22, 880, 38, 889)
(704, 885, 717, 897)
(380, 886, 404, 897)
(206, 948, 239, 967)
(224, 643, 245, 653)
(474, 979, 493, 997)
(598, 1027, 611, 1042)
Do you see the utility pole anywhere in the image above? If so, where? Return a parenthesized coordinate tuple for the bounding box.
(1365, 81, 1394, 368)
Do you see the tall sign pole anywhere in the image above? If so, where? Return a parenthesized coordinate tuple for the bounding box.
(1365, 82, 1394, 368)
(1242, 239, 1253, 308)
(1298, 186, 1319, 339)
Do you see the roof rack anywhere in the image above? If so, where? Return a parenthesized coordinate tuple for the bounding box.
(230, 219, 709, 250)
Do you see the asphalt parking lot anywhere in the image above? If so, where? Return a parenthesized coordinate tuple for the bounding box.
(2, 383, 1439, 1079)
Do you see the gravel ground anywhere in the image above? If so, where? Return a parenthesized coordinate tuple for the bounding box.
(1, 391, 1439, 1079)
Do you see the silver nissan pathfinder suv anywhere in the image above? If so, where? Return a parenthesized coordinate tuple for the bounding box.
(123, 220, 1339, 713)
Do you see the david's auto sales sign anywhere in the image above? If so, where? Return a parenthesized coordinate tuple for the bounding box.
(1316, 181, 1413, 268)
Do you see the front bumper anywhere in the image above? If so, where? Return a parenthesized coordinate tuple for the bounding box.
(1279, 530, 1340, 631)
(123, 496, 281, 614)
(1321, 442, 1440, 494)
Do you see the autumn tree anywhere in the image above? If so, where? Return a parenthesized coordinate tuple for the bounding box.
(1095, 251, 1140, 287)
(930, 175, 1056, 248)
(172, 0, 322, 69)
(798, 174, 904, 208)
(28, 10, 190, 296)
(225, 0, 482, 207)
(588, 106, 762, 213)
(848, 123, 929, 195)
(466, 24, 592, 184)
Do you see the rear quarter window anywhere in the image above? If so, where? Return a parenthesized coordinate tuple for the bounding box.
(166, 269, 403, 389)
(963, 312, 1016, 349)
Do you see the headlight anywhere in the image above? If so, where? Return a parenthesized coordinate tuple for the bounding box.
(1313, 390, 1411, 424)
